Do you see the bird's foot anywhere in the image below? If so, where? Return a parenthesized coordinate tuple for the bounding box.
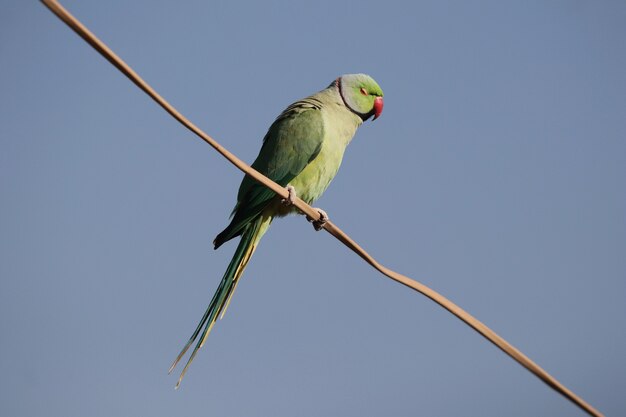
(307, 208, 329, 231)
(281, 185, 296, 206)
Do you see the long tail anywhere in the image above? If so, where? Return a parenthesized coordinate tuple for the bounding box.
(169, 213, 272, 388)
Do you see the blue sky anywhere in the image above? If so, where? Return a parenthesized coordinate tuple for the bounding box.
(1, 1, 625, 416)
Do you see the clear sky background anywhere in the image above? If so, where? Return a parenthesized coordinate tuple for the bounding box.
(1, 1, 625, 416)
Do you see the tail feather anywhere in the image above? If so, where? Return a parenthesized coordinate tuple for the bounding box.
(169, 213, 272, 388)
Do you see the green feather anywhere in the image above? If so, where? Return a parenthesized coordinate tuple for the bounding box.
(214, 100, 324, 248)
(170, 213, 271, 387)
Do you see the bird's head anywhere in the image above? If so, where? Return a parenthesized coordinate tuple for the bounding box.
(337, 73, 384, 121)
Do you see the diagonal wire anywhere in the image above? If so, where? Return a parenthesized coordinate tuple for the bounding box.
(39, 1, 603, 416)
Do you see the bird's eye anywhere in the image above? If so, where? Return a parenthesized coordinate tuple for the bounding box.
(360, 87, 368, 96)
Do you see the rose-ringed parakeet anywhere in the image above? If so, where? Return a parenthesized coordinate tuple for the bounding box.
(170, 74, 384, 386)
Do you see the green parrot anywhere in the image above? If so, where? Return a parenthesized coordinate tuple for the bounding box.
(170, 73, 384, 386)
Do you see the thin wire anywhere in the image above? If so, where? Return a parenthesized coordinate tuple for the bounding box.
(40, 1, 603, 416)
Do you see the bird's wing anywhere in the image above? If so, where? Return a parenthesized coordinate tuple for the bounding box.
(214, 97, 325, 248)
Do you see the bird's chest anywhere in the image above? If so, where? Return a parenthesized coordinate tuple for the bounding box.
(289, 112, 360, 203)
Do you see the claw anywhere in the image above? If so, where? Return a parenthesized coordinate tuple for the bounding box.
(281, 185, 296, 206)
(307, 208, 329, 231)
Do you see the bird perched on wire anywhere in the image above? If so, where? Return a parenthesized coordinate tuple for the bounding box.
(169, 73, 384, 387)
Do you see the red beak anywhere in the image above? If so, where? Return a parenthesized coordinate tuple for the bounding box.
(373, 96, 384, 120)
